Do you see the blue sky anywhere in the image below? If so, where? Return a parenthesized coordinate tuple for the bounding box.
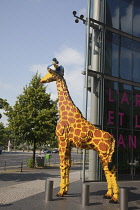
(0, 0, 87, 125)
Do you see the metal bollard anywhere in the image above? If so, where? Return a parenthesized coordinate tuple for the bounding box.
(45, 180, 53, 202)
(119, 188, 128, 210)
(21, 161, 23, 172)
(81, 183, 90, 206)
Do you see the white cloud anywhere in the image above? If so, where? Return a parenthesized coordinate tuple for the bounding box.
(55, 47, 84, 66)
(29, 46, 85, 112)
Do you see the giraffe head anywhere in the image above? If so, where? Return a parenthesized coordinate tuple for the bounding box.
(40, 58, 64, 83)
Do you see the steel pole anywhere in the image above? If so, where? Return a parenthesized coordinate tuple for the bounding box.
(120, 188, 128, 210)
(45, 180, 53, 202)
(81, 183, 90, 206)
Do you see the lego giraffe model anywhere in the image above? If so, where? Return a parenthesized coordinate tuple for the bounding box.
(40, 59, 119, 204)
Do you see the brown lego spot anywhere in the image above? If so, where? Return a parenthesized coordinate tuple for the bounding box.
(76, 119, 81, 123)
(60, 136, 65, 141)
(74, 136, 78, 141)
(62, 116, 67, 120)
(61, 121, 69, 126)
(60, 106, 65, 111)
(62, 111, 68, 116)
(71, 107, 77, 112)
(59, 128, 64, 135)
(68, 118, 75, 123)
(66, 106, 70, 111)
(70, 127, 74, 132)
(60, 142, 66, 147)
(94, 139, 100, 145)
(77, 124, 81, 128)
(59, 91, 63, 95)
(66, 97, 70, 101)
(69, 134, 73, 138)
(60, 96, 64, 101)
(88, 131, 93, 137)
(103, 132, 110, 138)
(63, 101, 68, 105)
(82, 127, 87, 132)
(99, 142, 107, 151)
(75, 113, 81, 118)
(75, 129, 81, 135)
(89, 125, 95, 131)
(82, 123, 86, 126)
(81, 132, 86, 138)
(94, 130, 102, 137)
(68, 112, 73, 116)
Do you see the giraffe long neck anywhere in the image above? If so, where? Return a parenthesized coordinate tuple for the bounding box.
(56, 78, 82, 121)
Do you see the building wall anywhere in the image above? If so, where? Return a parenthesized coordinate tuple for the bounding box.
(86, 0, 140, 180)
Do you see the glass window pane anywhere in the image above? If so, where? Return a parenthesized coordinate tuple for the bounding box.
(105, 42, 119, 77)
(104, 80, 118, 127)
(133, 51, 140, 83)
(133, 0, 140, 37)
(119, 84, 132, 129)
(106, 30, 119, 45)
(133, 40, 140, 53)
(120, 47, 132, 80)
(118, 129, 132, 180)
(133, 87, 140, 129)
(133, 131, 140, 180)
(120, 0, 133, 34)
(106, 0, 119, 29)
(121, 36, 132, 49)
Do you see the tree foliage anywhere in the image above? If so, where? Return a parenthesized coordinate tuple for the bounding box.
(4, 73, 58, 148)
(0, 98, 10, 146)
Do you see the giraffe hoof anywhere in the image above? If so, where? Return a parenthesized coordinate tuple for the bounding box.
(56, 193, 64, 197)
(109, 199, 118, 204)
(109, 196, 118, 204)
(103, 194, 112, 199)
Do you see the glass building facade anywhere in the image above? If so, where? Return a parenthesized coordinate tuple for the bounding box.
(84, 0, 140, 181)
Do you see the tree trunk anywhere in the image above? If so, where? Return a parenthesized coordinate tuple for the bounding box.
(32, 138, 36, 168)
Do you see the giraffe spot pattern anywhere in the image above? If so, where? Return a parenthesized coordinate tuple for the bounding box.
(60, 96, 64, 101)
(68, 118, 75, 123)
(59, 91, 63, 95)
(99, 142, 107, 152)
(63, 101, 68, 105)
(77, 124, 81, 128)
(60, 106, 65, 111)
(62, 111, 68, 116)
(75, 129, 81, 135)
(94, 130, 102, 137)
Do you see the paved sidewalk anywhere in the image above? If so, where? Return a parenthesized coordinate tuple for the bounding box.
(0, 166, 140, 210)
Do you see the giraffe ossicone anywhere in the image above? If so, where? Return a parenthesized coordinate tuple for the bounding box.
(40, 59, 119, 204)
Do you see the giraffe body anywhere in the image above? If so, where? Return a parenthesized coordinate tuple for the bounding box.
(40, 62, 119, 203)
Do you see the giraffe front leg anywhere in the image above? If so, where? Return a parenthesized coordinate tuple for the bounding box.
(103, 165, 119, 203)
(57, 147, 71, 196)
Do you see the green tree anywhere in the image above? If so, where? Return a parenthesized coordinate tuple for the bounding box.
(5, 73, 58, 167)
(0, 122, 5, 146)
